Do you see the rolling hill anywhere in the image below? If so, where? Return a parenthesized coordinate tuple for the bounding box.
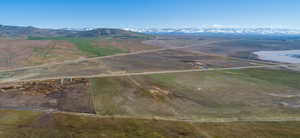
(0, 25, 151, 39)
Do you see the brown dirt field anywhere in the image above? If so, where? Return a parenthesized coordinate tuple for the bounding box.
(0, 78, 95, 113)
(0, 39, 51, 69)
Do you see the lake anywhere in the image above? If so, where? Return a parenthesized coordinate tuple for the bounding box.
(253, 50, 300, 63)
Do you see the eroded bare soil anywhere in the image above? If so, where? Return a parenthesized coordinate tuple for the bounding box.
(0, 78, 95, 113)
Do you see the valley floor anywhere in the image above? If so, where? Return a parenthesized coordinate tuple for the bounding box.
(1, 36, 300, 137)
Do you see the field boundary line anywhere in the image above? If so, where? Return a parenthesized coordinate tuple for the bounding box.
(1, 108, 300, 123)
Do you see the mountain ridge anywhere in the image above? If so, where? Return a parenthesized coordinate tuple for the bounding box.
(0, 25, 149, 38)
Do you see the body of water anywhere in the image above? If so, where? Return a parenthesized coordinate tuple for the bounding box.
(253, 50, 300, 63)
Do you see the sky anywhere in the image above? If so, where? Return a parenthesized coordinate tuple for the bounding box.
(0, 0, 299, 29)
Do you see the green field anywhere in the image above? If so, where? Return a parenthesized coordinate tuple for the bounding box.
(28, 37, 126, 57)
(228, 68, 300, 89)
(90, 68, 300, 120)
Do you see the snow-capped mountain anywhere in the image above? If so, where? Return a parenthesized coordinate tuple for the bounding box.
(124, 27, 300, 36)
(61, 27, 96, 31)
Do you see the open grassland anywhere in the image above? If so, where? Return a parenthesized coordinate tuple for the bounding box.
(90, 68, 300, 120)
(1, 110, 300, 138)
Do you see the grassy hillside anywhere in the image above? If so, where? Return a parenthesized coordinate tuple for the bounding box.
(1, 110, 300, 138)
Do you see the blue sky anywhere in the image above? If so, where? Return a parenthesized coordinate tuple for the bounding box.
(0, 0, 299, 29)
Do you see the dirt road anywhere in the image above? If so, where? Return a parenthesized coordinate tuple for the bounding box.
(0, 64, 286, 84)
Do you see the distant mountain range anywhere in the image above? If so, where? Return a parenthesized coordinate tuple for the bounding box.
(2, 24, 300, 38)
(0, 25, 149, 38)
(124, 27, 300, 36)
